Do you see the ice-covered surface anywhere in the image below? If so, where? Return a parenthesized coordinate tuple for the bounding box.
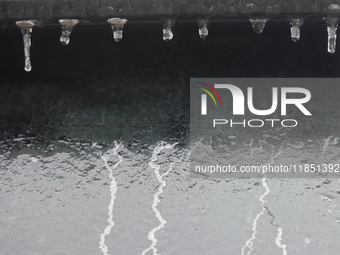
(1, 136, 340, 254)
(1, 21, 340, 254)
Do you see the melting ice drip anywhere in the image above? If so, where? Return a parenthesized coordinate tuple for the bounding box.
(141, 141, 181, 255)
(99, 142, 124, 255)
(197, 18, 209, 39)
(162, 19, 176, 41)
(16, 20, 36, 72)
(289, 17, 304, 42)
(323, 16, 339, 53)
(249, 18, 269, 34)
(107, 18, 128, 42)
(59, 19, 79, 45)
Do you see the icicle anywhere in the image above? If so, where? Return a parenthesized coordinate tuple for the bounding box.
(289, 17, 304, 42)
(59, 19, 79, 45)
(249, 18, 269, 34)
(162, 18, 176, 41)
(197, 18, 209, 39)
(107, 18, 128, 42)
(324, 17, 339, 54)
(16, 20, 35, 72)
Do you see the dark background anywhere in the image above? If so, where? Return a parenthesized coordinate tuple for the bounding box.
(0, 18, 339, 146)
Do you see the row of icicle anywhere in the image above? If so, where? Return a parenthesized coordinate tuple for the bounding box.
(15, 16, 339, 72)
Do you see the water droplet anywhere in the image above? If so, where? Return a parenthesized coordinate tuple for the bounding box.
(162, 18, 176, 41)
(324, 16, 339, 53)
(59, 19, 79, 45)
(107, 18, 128, 42)
(304, 237, 310, 245)
(249, 18, 269, 34)
(289, 17, 304, 42)
(198, 18, 209, 39)
(16, 20, 35, 72)
(163, 28, 173, 41)
(30, 157, 38, 163)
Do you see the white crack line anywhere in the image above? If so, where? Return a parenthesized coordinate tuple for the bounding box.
(322, 135, 339, 152)
(241, 143, 285, 255)
(141, 141, 183, 255)
(270, 145, 288, 255)
(99, 142, 124, 255)
(249, 139, 263, 156)
(208, 136, 213, 152)
(186, 138, 203, 161)
(275, 228, 287, 255)
(241, 177, 270, 255)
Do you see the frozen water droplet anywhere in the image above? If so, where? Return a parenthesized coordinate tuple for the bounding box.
(328, 26, 337, 53)
(59, 19, 79, 45)
(107, 18, 127, 42)
(30, 157, 38, 163)
(162, 18, 176, 41)
(249, 18, 269, 34)
(114, 30, 123, 42)
(324, 16, 339, 53)
(16, 20, 35, 72)
(163, 28, 173, 41)
(198, 18, 209, 39)
(291, 26, 300, 42)
(304, 237, 310, 245)
(289, 17, 304, 42)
